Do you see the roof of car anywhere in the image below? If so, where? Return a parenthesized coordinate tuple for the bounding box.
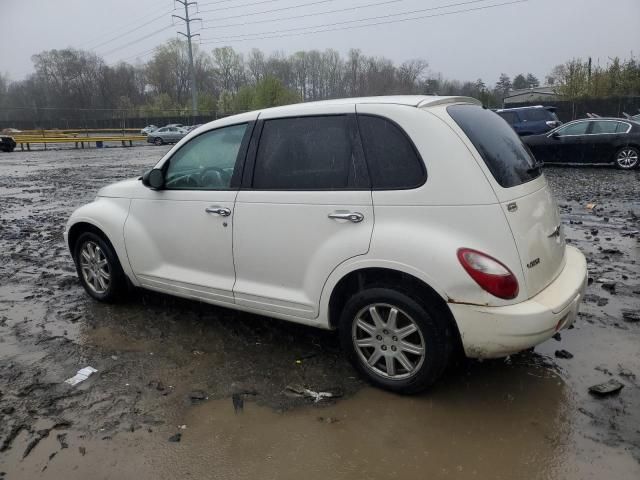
(565, 117, 633, 122)
(258, 95, 481, 114)
(495, 105, 555, 112)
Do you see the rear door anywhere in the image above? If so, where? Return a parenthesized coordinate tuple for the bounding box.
(446, 104, 566, 298)
(586, 120, 629, 162)
(232, 106, 373, 320)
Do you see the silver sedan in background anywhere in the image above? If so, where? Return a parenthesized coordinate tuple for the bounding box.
(147, 126, 188, 145)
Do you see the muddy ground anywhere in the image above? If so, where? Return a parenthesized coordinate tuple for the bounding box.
(0, 146, 638, 479)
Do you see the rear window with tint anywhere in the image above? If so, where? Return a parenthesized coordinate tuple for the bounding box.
(447, 104, 541, 188)
(357, 115, 425, 189)
(253, 115, 366, 190)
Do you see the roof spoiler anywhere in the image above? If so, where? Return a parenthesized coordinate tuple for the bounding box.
(417, 96, 482, 108)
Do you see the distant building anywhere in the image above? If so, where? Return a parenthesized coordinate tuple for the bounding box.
(503, 86, 561, 105)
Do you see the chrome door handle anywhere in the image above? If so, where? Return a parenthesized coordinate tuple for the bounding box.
(328, 211, 364, 223)
(205, 206, 231, 216)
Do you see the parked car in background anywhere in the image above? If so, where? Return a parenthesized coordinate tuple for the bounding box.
(65, 96, 587, 393)
(495, 105, 562, 136)
(164, 123, 183, 128)
(140, 125, 158, 135)
(622, 112, 640, 122)
(524, 118, 640, 169)
(147, 126, 188, 145)
(0, 135, 16, 152)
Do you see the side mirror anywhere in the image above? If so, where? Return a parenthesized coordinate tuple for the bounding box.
(141, 168, 165, 189)
(550, 131, 560, 139)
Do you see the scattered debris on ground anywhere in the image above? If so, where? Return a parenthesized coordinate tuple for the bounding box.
(588, 379, 625, 396)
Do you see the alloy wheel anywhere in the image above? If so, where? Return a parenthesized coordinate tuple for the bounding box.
(79, 241, 111, 295)
(616, 148, 638, 169)
(352, 303, 426, 380)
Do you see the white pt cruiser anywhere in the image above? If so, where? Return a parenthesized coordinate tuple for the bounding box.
(65, 96, 588, 393)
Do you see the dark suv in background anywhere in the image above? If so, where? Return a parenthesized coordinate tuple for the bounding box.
(495, 106, 562, 136)
(0, 135, 16, 152)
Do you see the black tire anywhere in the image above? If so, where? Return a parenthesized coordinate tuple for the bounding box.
(614, 146, 639, 170)
(338, 287, 453, 394)
(73, 231, 127, 303)
(153, 137, 163, 146)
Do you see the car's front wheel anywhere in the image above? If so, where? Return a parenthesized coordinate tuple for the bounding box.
(614, 146, 639, 169)
(153, 137, 163, 146)
(339, 287, 452, 394)
(74, 232, 127, 302)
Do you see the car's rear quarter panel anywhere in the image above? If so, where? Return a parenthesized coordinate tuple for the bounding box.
(343, 104, 527, 307)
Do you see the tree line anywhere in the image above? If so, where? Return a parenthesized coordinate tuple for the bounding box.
(1, 39, 639, 126)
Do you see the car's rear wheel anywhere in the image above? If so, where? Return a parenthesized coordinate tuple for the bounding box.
(614, 147, 639, 169)
(339, 287, 452, 394)
(74, 231, 127, 302)
(153, 137, 163, 146)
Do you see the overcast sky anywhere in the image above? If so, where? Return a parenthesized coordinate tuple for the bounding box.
(3, 0, 639, 85)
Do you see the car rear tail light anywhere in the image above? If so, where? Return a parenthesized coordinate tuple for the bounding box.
(457, 248, 519, 299)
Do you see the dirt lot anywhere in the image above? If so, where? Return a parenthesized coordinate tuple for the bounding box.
(0, 146, 639, 479)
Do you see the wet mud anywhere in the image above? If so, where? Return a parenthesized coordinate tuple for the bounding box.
(0, 147, 639, 479)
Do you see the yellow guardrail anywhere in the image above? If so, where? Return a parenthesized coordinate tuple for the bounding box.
(14, 128, 141, 134)
(14, 136, 147, 151)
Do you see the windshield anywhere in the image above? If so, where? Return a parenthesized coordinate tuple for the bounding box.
(448, 104, 541, 188)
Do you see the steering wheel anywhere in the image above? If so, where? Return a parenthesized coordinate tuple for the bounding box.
(199, 166, 229, 188)
(165, 173, 200, 188)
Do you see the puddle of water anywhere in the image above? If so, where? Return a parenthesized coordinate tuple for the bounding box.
(3, 383, 638, 480)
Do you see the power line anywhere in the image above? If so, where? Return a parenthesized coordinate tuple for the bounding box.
(200, 0, 402, 30)
(198, 0, 249, 6)
(201, 0, 523, 43)
(80, 5, 173, 49)
(200, 0, 335, 19)
(99, 25, 175, 57)
(89, 10, 173, 51)
(198, 0, 279, 14)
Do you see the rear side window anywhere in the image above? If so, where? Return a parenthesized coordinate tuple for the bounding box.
(357, 115, 425, 189)
(447, 104, 540, 188)
(252, 115, 366, 190)
(616, 122, 631, 133)
(497, 111, 519, 125)
(591, 121, 618, 134)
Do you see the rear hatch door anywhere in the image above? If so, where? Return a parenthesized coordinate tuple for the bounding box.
(445, 103, 566, 298)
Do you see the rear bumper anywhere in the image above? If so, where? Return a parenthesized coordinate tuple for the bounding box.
(449, 245, 588, 359)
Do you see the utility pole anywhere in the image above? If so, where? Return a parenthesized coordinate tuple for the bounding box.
(173, 1, 200, 116)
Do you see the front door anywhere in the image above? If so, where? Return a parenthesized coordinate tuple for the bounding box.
(124, 122, 251, 304)
(551, 120, 590, 163)
(232, 107, 373, 320)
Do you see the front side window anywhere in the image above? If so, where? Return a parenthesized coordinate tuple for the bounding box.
(556, 121, 589, 136)
(447, 104, 540, 188)
(253, 115, 365, 190)
(164, 123, 247, 190)
(358, 115, 425, 189)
